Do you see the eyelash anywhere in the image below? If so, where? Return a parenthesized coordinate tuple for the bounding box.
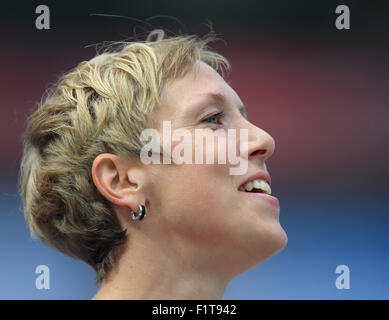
(202, 111, 225, 125)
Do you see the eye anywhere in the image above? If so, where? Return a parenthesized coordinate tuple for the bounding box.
(202, 111, 225, 125)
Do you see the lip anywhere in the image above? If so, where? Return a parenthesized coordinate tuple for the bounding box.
(238, 171, 272, 189)
(238, 170, 278, 208)
(240, 191, 280, 208)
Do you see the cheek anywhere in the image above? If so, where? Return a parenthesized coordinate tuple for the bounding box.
(155, 165, 237, 245)
(175, 165, 230, 212)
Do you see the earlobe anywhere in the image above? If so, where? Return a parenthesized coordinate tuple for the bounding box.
(130, 204, 148, 221)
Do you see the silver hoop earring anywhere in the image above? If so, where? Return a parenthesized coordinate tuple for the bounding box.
(131, 204, 147, 221)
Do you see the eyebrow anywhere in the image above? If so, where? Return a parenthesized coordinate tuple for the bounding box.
(188, 92, 247, 118)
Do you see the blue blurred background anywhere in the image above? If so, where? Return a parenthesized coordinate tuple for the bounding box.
(1, 0, 388, 299)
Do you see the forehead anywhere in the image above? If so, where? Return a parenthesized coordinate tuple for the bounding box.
(158, 61, 241, 117)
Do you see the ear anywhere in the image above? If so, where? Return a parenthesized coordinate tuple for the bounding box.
(91, 153, 146, 212)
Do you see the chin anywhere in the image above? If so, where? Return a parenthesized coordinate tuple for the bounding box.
(274, 226, 288, 252)
(265, 224, 288, 256)
(231, 225, 287, 278)
(249, 222, 288, 265)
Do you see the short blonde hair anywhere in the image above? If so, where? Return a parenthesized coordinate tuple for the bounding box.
(19, 29, 230, 284)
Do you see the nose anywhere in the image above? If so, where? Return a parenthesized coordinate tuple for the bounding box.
(240, 120, 275, 162)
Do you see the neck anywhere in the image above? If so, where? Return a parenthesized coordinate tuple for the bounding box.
(92, 233, 229, 300)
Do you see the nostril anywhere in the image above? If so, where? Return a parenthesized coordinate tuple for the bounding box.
(250, 149, 266, 157)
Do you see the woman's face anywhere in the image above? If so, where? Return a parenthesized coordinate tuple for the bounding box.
(143, 61, 287, 279)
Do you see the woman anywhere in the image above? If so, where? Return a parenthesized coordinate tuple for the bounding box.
(19, 29, 287, 299)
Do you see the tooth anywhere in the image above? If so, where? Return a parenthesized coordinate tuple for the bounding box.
(240, 179, 272, 194)
(253, 179, 272, 195)
(244, 181, 253, 191)
(253, 180, 262, 189)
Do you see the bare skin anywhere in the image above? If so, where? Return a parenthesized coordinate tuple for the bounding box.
(92, 61, 287, 299)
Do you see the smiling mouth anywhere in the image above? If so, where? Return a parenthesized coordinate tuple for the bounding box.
(238, 179, 272, 195)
